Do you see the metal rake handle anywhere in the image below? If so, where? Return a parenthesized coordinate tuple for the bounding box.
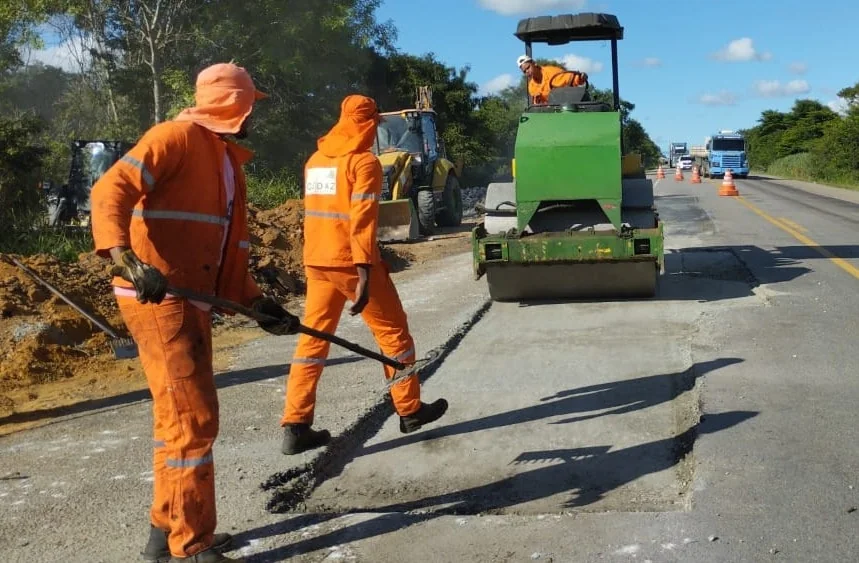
(166, 286, 409, 371)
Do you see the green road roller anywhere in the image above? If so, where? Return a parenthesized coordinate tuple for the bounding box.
(471, 12, 665, 301)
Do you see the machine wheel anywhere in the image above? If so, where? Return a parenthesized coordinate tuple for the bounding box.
(415, 189, 435, 236)
(436, 174, 463, 227)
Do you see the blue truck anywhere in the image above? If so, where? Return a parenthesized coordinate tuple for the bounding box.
(693, 130, 749, 178)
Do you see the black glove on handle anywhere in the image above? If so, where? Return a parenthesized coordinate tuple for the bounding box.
(252, 296, 300, 335)
(109, 249, 168, 304)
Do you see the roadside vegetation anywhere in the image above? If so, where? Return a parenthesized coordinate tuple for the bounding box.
(741, 82, 859, 189)
(1, 2, 662, 260)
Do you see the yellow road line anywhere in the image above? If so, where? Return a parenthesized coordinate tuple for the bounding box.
(734, 196, 859, 280)
(777, 217, 807, 232)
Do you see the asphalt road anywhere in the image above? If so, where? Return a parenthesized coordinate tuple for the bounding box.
(2, 172, 859, 562)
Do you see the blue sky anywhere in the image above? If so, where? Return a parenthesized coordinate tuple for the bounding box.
(377, 0, 858, 154)
(27, 0, 856, 156)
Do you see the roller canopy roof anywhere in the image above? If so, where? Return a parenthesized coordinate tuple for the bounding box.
(514, 13, 623, 44)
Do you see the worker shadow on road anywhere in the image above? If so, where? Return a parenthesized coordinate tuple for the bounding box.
(0, 357, 363, 428)
(353, 357, 743, 459)
(236, 410, 758, 562)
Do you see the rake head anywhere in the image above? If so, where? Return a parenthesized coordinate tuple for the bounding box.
(109, 336, 139, 360)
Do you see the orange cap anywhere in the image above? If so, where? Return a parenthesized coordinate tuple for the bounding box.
(317, 94, 380, 157)
(173, 62, 267, 135)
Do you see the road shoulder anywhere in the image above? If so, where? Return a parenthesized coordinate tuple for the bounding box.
(749, 173, 859, 205)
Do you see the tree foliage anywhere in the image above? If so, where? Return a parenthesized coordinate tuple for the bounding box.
(742, 91, 859, 185)
(1, 2, 666, 255)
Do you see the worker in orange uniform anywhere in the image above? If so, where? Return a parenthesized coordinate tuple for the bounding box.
(90, 63, 299, 563)
(517, 55, 588, 105)
(280, 94, 448, 455)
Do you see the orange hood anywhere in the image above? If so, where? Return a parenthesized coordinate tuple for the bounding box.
(317, 95, 380, 157)
(174, 63, 267, 135)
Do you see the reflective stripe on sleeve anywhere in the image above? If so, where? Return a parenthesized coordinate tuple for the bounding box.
(121, 155, 155, 190)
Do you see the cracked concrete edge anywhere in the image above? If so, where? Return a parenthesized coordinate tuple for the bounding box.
(259, 296, 495, 514)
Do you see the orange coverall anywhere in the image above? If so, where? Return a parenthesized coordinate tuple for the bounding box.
(281, 95, 422, 426)
(528, 64, 587, 104)
(90, 63, 266, 559)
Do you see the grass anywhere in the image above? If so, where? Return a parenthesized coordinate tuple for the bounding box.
(1, 225, 94, 262)
(247, 168, 302, 209)
(760, 153, 859, 191)
(0, 204, 94, 261)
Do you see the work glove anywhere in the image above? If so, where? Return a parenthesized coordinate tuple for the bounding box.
(109, 249, 168, 304)
(252, 296, 300, 336)
(349, 264, 370, 316)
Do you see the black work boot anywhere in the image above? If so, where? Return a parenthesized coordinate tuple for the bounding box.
(142, 525, 233, 563)
(281, 423, 331, 455)
(168, 548, 245, 562)
(399, 399, 449, 434)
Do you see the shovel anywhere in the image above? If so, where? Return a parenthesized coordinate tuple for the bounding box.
(167, 285, 434, 386)
(4, 256, 138, 359)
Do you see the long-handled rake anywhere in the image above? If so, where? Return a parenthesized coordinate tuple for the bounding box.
(167, 285, 434, 387)
(4, 256, 138, 359)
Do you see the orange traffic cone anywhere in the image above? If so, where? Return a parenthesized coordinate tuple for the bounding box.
(691, 165, 702, 184)
(674, 164, 683, 181)
(718, 169, 739, 196)
(656, 165, 665, 179)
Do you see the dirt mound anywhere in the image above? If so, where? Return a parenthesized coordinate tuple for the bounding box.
(0, 200, 416, 424)
(0, 253, 122, 396)
(248, 200, 306, 302)
(246, 199, 416, 302)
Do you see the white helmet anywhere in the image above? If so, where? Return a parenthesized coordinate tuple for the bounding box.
(517, 55, 533, 68)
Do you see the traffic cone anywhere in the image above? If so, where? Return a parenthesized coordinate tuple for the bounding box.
(656, 165, 665, 179)
(718, 169, 739, 196)
(691, 165, 702, 184)
(674, 164, 683, 181)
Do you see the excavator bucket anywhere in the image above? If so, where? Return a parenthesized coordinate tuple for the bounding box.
(377, 198, 420, 242)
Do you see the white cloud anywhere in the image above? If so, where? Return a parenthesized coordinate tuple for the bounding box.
(783, 80, 810, 94)
(481, 73, 517, 95)
(641, 57, 662, 68)
(713, 38, 772, 62)
(696, 91, 738, 106)
(753, 79, 811, 97)
(826, 98, 849, 115)
(789, 61, 808, 75)
(560, 54, 603, 73)
(477, 0, 587, 16)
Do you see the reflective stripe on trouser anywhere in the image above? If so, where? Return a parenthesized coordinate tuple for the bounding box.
(281, 263, 421, 425)
(117, 297, 218, 558)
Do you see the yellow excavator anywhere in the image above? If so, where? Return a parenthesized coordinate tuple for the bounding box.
(373, 86, 464, 241)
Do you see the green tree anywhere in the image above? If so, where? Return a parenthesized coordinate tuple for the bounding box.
(0, 113, 48, 234)
(775, 99, 838, 157)
(0, 0, 55, 72)
(366, 51, 495, 167)
(811, 112, 859, 182)
(836, 81, 859, 109)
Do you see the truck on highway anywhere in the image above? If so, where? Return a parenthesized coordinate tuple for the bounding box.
(692, 130, 749, 179)
(668, 141, 687, 167)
